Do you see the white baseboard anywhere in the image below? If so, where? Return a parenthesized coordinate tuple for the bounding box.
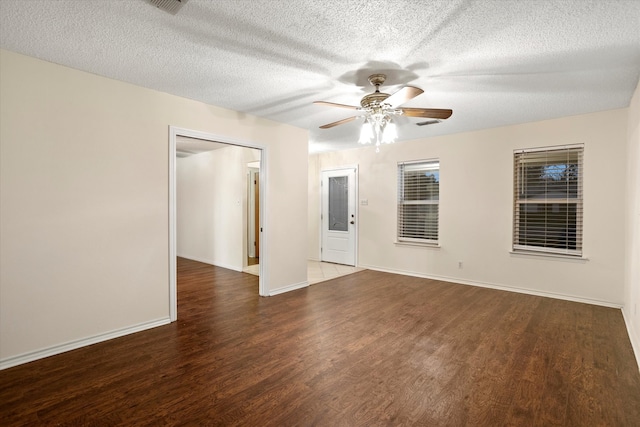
(358, 264, 623, 309)
(0, 317, 171, 371)
(622, 307, 640, 372)
(177, 254, 243, 272)
(268, 280, 309, 296)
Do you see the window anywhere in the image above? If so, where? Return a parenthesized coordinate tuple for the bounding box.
(328, 176, 349, 231)
(397, 160, 439, 244)
(513, 145, 583, 256)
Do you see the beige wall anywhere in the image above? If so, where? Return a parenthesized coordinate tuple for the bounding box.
(307, 154, 321, 260)
(625, 80, 640, 365)
(177, 146, 260, 271)
(310, 108, 628, 305)
(0, 50, 308, 366)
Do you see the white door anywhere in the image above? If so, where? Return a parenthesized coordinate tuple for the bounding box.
(321, 168, 357, 266)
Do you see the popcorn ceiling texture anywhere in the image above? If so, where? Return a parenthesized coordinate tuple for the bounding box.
(0, 0, 638, 152)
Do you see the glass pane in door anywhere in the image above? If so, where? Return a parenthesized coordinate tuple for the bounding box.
(328, 176, 348, 231)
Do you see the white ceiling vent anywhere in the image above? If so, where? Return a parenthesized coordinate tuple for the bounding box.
(146, 0, 188, 15)
(416, 120, 442, 127)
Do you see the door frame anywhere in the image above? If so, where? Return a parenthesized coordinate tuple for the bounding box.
(320, 165, 358, 266)
(169, 126, 268, 322)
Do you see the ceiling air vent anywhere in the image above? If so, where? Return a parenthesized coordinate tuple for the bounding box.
(416, 119, 442, 126)
(146, 0, 188, 15)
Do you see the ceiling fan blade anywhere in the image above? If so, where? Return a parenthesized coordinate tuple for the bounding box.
(401, 108, 453, 120)
(319, 116, 358, 129)
(383, 86, 424, 108)
(313, 101, 359, 110)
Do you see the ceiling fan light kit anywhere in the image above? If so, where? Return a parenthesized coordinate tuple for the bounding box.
(358, 111, 399, 152)
(315, 74, 453, 152)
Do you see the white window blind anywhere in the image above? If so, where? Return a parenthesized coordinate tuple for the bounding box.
(513, 145, 583, 256)
(397, 160, 439, 243)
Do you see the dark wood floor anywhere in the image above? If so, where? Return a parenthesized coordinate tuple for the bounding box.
(1, 258, 639, 426)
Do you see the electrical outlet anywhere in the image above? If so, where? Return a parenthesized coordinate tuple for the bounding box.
(458, 261, 463, 269)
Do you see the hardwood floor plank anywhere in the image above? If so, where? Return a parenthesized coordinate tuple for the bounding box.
(1, 258, 639, 426)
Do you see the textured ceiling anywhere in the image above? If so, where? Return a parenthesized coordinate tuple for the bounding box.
(1, 0, 639, 153)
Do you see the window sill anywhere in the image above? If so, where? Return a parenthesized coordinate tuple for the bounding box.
(509, 250, 588, 262)
(395, 241, 440, 249)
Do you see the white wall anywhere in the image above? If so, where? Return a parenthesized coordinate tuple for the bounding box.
(0, 50, 308, 367)
(177, 146, 260, 271)
(309, 108, 628, 306)
(625, 80, 640, 367)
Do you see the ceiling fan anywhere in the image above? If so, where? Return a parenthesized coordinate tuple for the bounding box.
(314, 73, 452, 149)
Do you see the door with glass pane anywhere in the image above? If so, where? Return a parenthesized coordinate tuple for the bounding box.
(321, 168, 356, 266)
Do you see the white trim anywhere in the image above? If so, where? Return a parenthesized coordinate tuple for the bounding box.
(0, 317, 170, 371)
(509, 250, 589, 261)
(177, 255, 243, 273)
(622, 307, 640, 373)
(394, 241, 441, 248)
(318, 175, 322, 264)
(358, 263, 623, 309)
(169, 129, 177, 321)
(321, 164, 359, 173)
(169, 126, 269, 322)
(354, 166, 359, 267)
(268, 281, 309, 296)
(258, 148, 268, 296)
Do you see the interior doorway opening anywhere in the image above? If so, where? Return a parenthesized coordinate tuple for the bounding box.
(244, 162, 260, 277)
(169, 127, 267, 322)
(247, 163, 260, 265)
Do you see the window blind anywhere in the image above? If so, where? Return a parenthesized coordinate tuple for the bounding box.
(513, 145, 583, 256)
(397, 160, 439, 243)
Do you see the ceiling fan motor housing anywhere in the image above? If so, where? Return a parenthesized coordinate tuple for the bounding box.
(361, 73, 390, 108)
(360, 92, 390, 109)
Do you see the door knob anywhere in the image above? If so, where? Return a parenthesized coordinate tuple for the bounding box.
(350, 221, 355, 224)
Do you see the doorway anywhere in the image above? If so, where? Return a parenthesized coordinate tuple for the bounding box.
(169, 127, 267, 322)
(247, 164, 260, 264)
(321, 167, 358, 266)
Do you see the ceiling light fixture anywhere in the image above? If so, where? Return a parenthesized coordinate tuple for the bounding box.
(315, 73, 453, 152)
(358, 104, 401, 152)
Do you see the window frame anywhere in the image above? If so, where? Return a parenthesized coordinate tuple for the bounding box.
(397, 159, 440, 246)
(512, 144, 584, 257)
